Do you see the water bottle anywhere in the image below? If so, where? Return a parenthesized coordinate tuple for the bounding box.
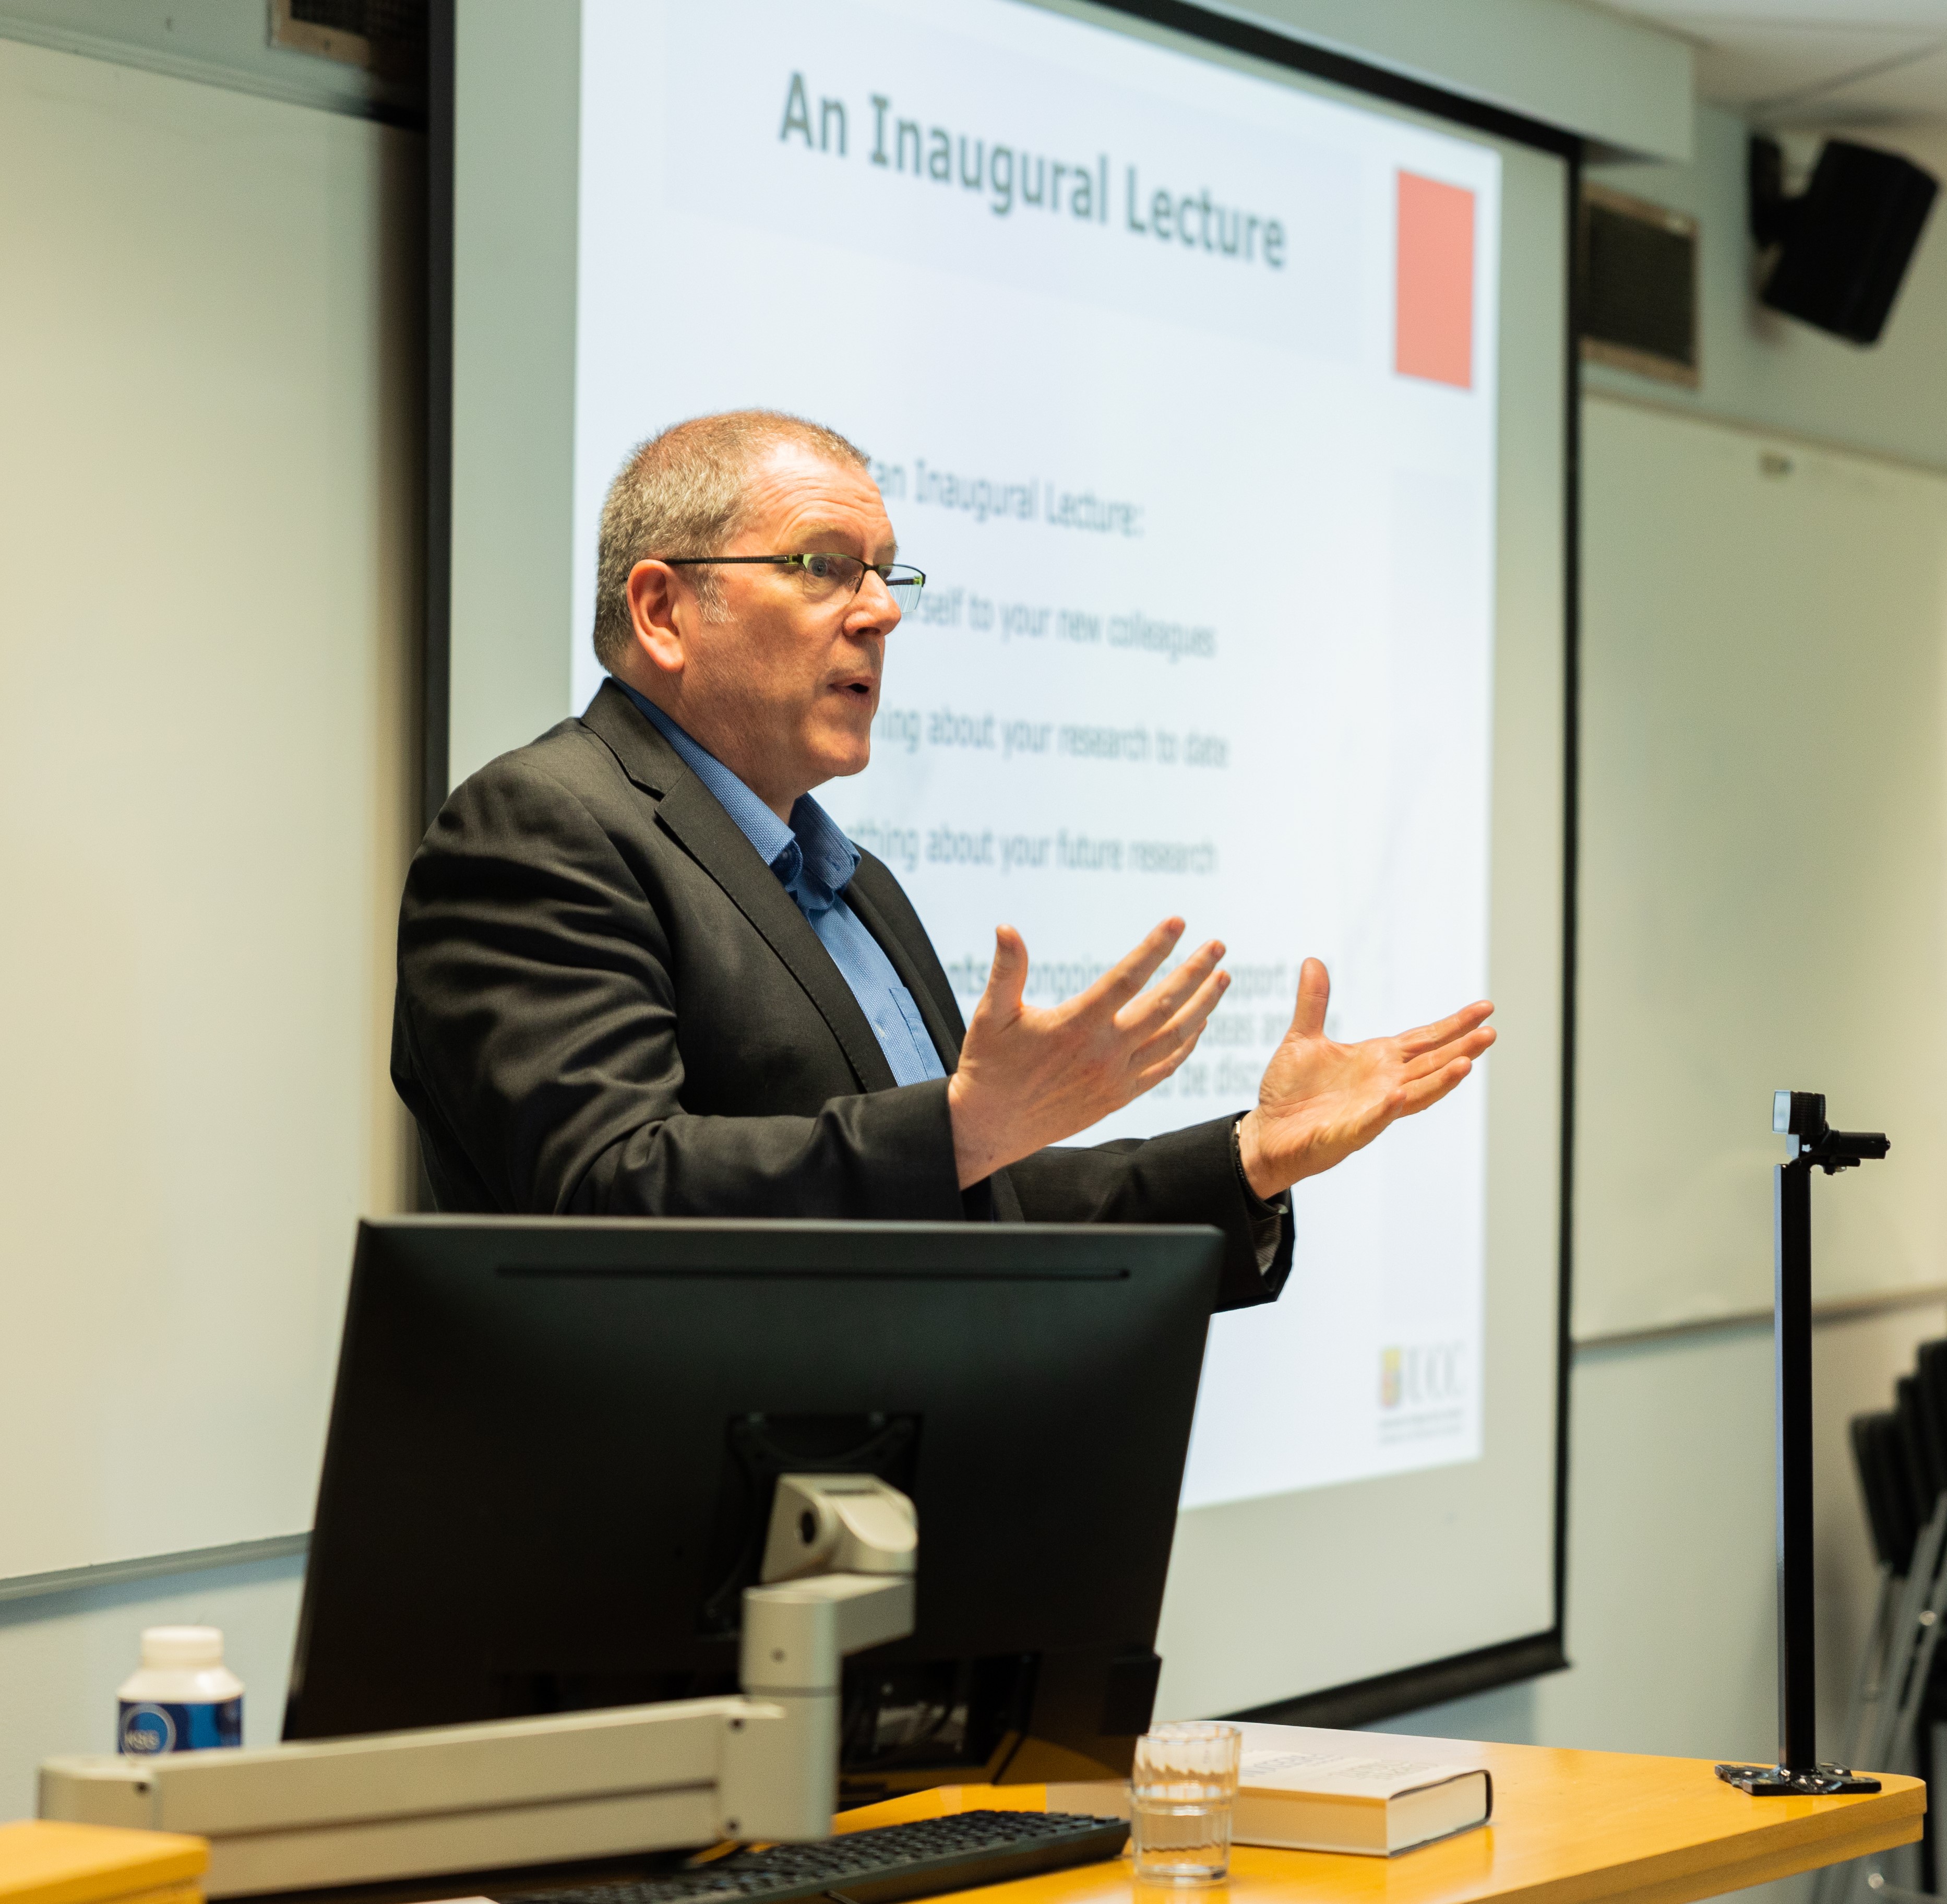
(117, 1625, 243, 1755)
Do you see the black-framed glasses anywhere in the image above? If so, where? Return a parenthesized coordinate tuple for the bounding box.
(660, 553, 925, 613)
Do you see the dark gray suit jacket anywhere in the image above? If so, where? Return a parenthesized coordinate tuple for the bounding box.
(392, 681, 1293, 1312)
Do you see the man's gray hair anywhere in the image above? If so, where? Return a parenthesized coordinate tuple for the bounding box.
(592, 409, 870, 670)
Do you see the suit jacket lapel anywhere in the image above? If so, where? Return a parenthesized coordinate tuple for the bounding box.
(584, 684, 1022, 1214)
(844, 876, 963, 1076)
(847, 866, 1025, 1218)
(581, 684, 898, 1095)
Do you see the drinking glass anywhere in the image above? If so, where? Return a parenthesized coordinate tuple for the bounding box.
(1129, 1720, 1242, 1886)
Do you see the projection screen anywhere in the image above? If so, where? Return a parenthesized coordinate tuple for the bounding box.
(434, 0, 1573, 1725)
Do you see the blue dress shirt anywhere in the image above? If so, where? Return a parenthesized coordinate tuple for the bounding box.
(617, 683, 948, 1089)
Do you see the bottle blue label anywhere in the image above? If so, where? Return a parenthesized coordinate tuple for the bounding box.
(118, 1697, 242, 1755)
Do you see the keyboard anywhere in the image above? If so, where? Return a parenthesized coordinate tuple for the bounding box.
(494, 1810, 1130, 1904)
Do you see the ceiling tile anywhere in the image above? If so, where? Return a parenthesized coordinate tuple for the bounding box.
(1678, 22, 1941, 106)
(1603, 1, 1947, 25)
(1769, 40, 1947, 121)
(1588, 3, 1947, 118)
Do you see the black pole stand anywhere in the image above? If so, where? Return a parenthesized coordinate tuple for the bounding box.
(1717, 1091, 1890, 1795)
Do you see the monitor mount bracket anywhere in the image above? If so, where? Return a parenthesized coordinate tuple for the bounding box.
(39, 1475, 917, 1896)
(1717, 1092, 1890, 1796)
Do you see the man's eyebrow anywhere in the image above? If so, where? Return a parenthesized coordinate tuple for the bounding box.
(787, 521, 899, 560)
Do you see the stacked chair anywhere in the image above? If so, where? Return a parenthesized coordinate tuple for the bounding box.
(1818, 1340, 1947, 1904)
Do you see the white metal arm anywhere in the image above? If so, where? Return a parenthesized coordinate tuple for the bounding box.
(40, 1475, 916, 1898)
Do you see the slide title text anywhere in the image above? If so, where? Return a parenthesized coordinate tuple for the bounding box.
(781, 74, 1288, 268)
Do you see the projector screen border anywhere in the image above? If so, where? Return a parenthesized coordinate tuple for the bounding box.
(420, 0, 1583, 1733)
(1088, 0, 1581, 163)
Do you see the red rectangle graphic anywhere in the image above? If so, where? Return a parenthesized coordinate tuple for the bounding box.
(1395, 171, 1475, 389)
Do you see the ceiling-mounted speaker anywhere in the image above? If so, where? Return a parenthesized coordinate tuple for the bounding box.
(1750, 136, 1939, 346)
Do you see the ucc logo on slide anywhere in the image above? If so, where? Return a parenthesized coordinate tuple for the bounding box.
(1380, 1342, 1467, 1411)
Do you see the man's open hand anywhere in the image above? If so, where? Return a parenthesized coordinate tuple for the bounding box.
(1238, 958, 1495, 1198)
(947, 918, 1227, 1188)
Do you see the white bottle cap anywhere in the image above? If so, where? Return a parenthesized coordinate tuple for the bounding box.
(139, 1626, 224, 1670)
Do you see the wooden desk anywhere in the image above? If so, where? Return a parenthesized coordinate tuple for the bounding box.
(835, 1736, 1925, 1904)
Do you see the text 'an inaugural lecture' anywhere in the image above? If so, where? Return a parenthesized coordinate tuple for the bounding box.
(780, 74, 1289, 268)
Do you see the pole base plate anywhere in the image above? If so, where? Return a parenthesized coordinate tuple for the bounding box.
(1715, 1763, 1882, 1795)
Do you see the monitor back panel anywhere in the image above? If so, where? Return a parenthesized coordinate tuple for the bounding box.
(284, 1219, 1221, 1791)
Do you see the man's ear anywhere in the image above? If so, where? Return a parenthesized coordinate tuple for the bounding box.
(626, 560, 688, 677)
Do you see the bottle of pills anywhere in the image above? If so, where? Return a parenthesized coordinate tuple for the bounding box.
(117, 1626, 244, 1755)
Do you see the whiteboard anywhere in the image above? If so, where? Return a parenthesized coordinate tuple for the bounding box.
(1574, 395, 1947, 1341)
(0, 38, 416, 1580)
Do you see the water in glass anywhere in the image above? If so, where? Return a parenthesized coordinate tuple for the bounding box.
(1130, 1720, 1242, 1886)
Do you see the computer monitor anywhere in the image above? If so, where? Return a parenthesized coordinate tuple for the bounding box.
(283, 1218, 1222, 1799)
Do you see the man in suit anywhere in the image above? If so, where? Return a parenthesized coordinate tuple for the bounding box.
(393, 411, 1494, 1312)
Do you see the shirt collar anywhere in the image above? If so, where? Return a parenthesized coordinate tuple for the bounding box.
(616, 680, 859, 915)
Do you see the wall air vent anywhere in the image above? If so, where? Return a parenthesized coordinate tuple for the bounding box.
(1579, 184, 1699, 388)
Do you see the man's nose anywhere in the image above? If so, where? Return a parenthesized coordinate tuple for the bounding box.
(856, 568, 904, 628)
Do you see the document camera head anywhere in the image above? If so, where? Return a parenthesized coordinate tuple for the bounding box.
(760, 1473, 917, 1584)
(1774, 1090, 1890, 1174)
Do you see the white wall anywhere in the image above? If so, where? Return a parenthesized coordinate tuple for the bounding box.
(1573, 397, 1947, 1339)
(0, 32, 421, 1582)
(447, 0, 578, 792)
(0, 25, 415, 1815)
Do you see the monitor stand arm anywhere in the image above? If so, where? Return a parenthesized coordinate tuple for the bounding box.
(38, 1476, 918, 1898)
(730, 1569, 914, 1836)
